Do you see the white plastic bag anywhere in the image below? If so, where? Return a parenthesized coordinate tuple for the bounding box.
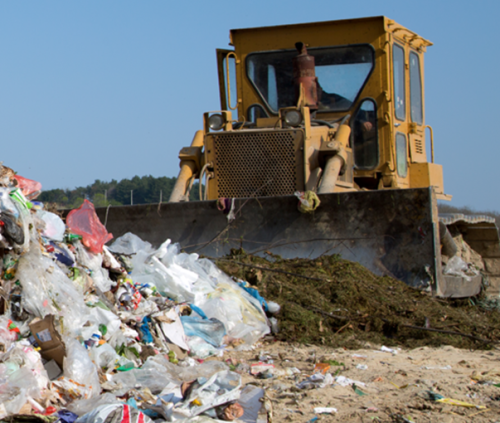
(9, 188, 33, 252)
(17, 246, 94, 336)
(130, 238, 215, 303)
(0, 367, 39, 415)
(38, 210, 65, 241)
(444, 255, 479, 282)
(110, 365, 177, 396)
(0, 188, 19, 217)
(1, 342, 49, 392)
(89, 306, 122, 341)
(143, 355, 228, 383)
(198, 279, 270, 348)
(186, 336, 219, 359)
(90, 343, 120, 370)
(68, 393, 122, 417)
(0, 316, 19, 351)
(176, 370, 241, 418)
(53, 338, 101, 400)
(75, 241, 113, 292)
(108, 232, 154, 255)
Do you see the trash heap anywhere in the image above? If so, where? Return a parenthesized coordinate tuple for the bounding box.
(0, 166, 279, 422)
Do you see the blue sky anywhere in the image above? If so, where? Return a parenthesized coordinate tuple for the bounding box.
(1, 1, 499, 211)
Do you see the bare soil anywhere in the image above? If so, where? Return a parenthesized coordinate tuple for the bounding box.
(222, 340, 500, 423)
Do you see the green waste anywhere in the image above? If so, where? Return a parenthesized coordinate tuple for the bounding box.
(168, 350, 178, 364)
(216, 251, 500, 349)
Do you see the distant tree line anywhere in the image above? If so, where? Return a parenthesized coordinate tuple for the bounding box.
(39, 175, 200, 209)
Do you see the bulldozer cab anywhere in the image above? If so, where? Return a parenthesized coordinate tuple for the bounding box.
(216, 16, 448, 199)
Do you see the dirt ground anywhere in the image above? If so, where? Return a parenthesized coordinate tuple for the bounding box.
(222, 340, 500, 423)
(212, 252, 500, 422)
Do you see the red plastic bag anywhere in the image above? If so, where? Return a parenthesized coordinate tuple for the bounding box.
(14, 175, 42, 200)
(66, 200, 113, 253)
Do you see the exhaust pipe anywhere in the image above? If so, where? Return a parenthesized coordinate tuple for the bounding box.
(293, 42, 319, 111)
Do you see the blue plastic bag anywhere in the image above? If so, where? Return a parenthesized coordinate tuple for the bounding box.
(138, 317, 153, 343)
(180, 316, 226, 347)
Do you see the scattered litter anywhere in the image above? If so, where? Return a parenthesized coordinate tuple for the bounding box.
(313, 407, 337, 414)
(335, 376, 366, 387)
(297, 373, 334, 389)
(427, 391, 486, 409)
(471, 369, 500, 384)
(313, 363, 331, 374)
(356, 364, 368, 370)
(352, 383, 367, 396)
(380, 346, 398, 355)
(250, 362, 275, 375)
(423, 365, 452, 370)
(352, 354, 367, 359)
(389, 381, 416, 390)
(238, 385, 265, 423)
(435, 398, 486, 409)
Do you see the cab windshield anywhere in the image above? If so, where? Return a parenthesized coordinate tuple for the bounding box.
(246, 44, 374, 113)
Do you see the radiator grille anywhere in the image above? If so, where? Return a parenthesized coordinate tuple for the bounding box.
(211, 130, 302, 198)
(415, 138, 424, 155)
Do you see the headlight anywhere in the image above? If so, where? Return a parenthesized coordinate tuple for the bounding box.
(208, 114, 224, 131)
(284, 109, 303, 127)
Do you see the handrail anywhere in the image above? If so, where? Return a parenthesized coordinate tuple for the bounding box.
(425, 125, 434, 163)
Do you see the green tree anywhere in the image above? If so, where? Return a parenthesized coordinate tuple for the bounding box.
(39, 175, 200, 208)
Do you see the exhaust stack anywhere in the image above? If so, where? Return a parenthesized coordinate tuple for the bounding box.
(293, 42, 319, 110)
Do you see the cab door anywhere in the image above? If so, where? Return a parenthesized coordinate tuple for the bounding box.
(407, 50, 426, 163)
(392, 42, 410, 187)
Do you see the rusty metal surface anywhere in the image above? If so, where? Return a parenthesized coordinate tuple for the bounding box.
(293, 42, 318, 109)
(94, 188, 439, 291)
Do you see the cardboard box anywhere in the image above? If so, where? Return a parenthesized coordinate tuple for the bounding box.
(29, 315, 66, 369)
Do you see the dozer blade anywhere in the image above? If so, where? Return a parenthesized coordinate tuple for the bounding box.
(95, 187, 452, 294)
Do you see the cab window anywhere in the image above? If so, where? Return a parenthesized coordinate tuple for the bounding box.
(246, 44, 374, 113)
(393, 44, 405, 121)
(351, 99, 378, 169)
(410, 52, 423, 125)
(396, 133, 408, 177)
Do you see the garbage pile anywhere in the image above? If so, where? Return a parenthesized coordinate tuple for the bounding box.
(0, 166, 279, 422)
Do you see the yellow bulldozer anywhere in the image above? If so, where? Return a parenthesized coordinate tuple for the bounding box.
(99, 16, 500, 298)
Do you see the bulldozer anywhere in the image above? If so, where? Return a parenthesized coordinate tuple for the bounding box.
(98, 16, 500, 298)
